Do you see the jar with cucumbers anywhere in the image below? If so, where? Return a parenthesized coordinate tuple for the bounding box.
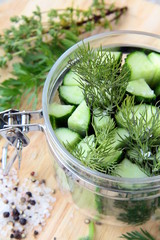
(43, 31, 160, 225)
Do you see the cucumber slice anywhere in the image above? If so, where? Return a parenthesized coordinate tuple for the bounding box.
(115, 158, 148, 178)
(92, 109, 115, 144)
(93, 111, 113, 131)
(125, 51, 155, 85)
(49, 102, 75, 124)
(103, 150, 122, 166)
(74, 134, 96, 160)
(126, 149, 153, 162)
(148, 52, 160, 88)
(111, 51, 122, 62)
(112, 128, 129, 149)
(68, 100, 91, 136)
(49, 115, 56, 129)
(63, 70, 81, 86)
(116, 104, 158, 128)
(72, 184, 96, 211)
(126, 78, 156, 102)
(155, 84, 160, 97)
(55, 128, 81, 148)
(59, 85, 84, 105)
(101, 51, 122, 62)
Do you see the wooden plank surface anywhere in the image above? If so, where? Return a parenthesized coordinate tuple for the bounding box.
(0, 0, 160, 239)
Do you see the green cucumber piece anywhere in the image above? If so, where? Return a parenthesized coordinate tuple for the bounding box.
(92, 109, 115, 144)
(155, 84, 160, 97)
(148, 52, 160, 88)
(93, 111, 113, 131)
(49, 102, 75, 124)
(112, 128, 129, 149)
(125, 51, 155, 85)
(73, 134, 96, 160)
(126, 78, 155, 102)
(101, 51, 122, 63)
(103, 150, 122, 167)
(126, 148, 152, 162)
(63, 70, 81, 86)
(55, 128, 81, 148)
(59, 85, 84, 105)
(111, 51, 122, 62)
(49, 115, 56, 129)
(115, 158, 148, 178)
(116, 104, 158, 128)
(68, 100, 91, 136)
(72, 184, 96, 211)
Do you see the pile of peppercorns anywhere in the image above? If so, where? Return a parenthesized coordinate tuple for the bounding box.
(0, 169, 56, 239)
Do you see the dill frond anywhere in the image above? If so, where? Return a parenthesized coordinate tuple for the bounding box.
(69, 44, 130, 114)
(120, 228, 155, 240)
(116, 96, 160, 175)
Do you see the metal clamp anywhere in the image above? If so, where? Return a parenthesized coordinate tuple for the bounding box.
(0, 109, 44, 175)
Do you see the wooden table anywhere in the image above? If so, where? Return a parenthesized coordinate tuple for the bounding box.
(0, 0, 160, 239)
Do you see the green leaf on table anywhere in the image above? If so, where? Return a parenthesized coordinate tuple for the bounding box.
(120, 228, 156, 240)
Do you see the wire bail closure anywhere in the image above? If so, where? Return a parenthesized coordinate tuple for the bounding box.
(0, 109, 44, 175)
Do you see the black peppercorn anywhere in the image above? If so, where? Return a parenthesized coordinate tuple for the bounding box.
(13, 215, 19, 221)
(19, 218, 27, 226)
(3, 212, 10, 218)
(27, 206, 31, 210)
(10, 233, 14, 238)
(28, 199, 36, 206)
(26, 191, 32, 197)
(13, 187, 18, 191)
(14, 231, 22, 239)
(12, 208, 20, 216)
(34, 230, 39, 236)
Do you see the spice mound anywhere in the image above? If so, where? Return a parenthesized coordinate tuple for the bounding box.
(0, 168, 56, 239)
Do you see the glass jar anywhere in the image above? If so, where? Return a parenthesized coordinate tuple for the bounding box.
(43, 31, 160, 226)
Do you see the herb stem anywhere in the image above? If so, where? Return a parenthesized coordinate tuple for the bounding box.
(0, 5, 127, 61)
(41, 8, 85, 14)
(0, 6, 127, 43)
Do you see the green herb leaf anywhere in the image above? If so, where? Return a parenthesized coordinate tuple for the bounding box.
(0, 2, 127, 110)
(120, 228, 155, 240)
(71, 124, 119, 174)
(70, 44, 130, 114)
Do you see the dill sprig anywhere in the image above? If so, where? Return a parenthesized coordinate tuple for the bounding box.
(72, 125, 119, 174)
(120, 228, 155, 240)
(116, 96, 160, 176)
(70, 44, 130, 114)
(0, 2, 128, 110)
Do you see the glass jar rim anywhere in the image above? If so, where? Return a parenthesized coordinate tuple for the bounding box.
(42, 30, 160, 185)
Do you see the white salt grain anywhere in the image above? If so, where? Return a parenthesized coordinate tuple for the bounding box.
(0, 168, 56, 239)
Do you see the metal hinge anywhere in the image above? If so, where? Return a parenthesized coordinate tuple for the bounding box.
(0, 109, 44, 175)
